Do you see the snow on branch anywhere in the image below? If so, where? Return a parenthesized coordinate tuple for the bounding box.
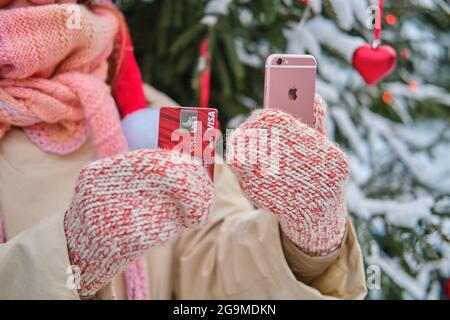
(384, 82, 450, 106)
(360, 109, 450, 193)
(366, 242, 439, 299)
(347, 182, 434, 228)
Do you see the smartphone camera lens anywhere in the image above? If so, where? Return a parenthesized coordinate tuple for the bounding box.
(276, 58, 283, 65)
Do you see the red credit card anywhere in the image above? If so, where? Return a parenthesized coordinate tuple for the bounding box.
(158, 106, 219, 181)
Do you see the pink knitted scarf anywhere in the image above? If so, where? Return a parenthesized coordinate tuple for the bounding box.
(0, 4, 127, 156)
(0, 4, 149, 299)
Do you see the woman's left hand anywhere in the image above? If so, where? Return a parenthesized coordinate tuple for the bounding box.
(227, 95, 349, 256)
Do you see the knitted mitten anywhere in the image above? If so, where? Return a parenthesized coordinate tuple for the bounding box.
(64, 149, 214, 298)
(227, 96, 349, 256)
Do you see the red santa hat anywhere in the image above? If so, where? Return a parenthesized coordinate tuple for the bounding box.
(112, 25, 148, 118)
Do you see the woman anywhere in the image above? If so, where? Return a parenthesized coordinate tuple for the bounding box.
(0, 0, 367, 299)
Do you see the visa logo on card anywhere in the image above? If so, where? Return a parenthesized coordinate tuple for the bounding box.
(158, 106, 219, 181)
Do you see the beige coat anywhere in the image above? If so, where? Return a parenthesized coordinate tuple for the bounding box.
(0, 86, 367, 300)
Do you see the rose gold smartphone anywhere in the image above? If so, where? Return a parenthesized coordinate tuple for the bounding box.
(263, 54, 317, 127)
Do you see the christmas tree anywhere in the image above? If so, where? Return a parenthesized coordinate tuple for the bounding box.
(120, 0, 450, 299)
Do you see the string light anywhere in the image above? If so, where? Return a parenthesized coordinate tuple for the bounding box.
(408, 80, 418, 91)
(401, 48, 411, 60)
(382, 91, 393, 104)
(385, 14, 397, 26)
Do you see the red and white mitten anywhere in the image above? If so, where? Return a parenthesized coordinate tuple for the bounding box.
(227, 95, 349, 256)
(64, 149, 214, 298)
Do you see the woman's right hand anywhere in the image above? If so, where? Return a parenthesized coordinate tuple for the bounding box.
(64, 149, 214, 298)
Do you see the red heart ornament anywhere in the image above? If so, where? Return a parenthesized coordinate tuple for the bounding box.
(352, 44, 397, 85)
